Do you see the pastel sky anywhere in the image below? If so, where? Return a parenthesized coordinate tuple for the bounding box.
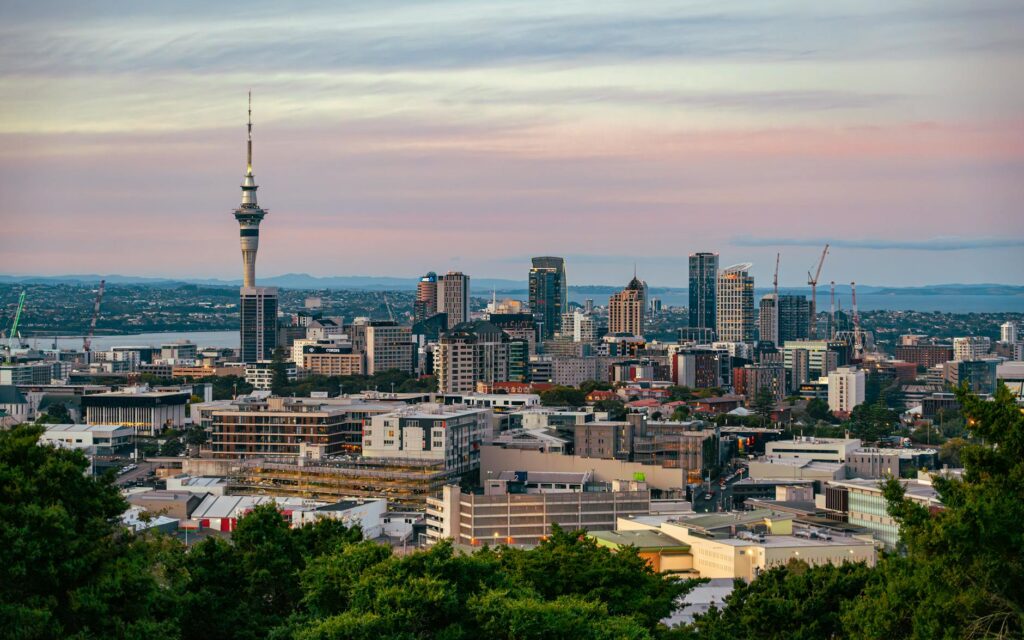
(1, 0, 1022, 286)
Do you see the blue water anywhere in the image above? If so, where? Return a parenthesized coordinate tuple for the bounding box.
(44, 331, 239, 351)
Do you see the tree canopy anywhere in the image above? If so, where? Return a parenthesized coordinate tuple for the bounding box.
(1, 425, 698, 639)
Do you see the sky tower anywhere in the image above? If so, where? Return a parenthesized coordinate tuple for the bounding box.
(234, 91, 267, 288)
(233, 93, 278, 363)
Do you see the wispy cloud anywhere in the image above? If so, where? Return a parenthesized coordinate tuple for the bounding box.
(733, 236, 1024, 251)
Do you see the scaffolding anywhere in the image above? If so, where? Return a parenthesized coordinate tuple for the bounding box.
(228, 456, 458, 508)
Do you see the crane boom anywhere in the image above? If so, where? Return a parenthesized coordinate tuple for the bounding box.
(773, 253, 780, 296)
(806, 244, 830, 339)
(829, 281, 836, 339)
(83, 280, 105, 358)
(7, 291, 26, 352)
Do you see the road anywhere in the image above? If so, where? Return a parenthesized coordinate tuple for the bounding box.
(114, 461, 157, 486)
(692, 466, 747, 513)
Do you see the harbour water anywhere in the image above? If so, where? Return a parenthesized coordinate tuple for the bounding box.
(43, 331, 239, 351)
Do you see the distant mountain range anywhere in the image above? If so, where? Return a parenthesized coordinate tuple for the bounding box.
(1, 273, 1022, 297)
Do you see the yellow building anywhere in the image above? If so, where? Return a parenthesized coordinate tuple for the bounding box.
(603, 509, 876, 581)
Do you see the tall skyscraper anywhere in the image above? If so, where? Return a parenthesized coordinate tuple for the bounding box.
(689, 252, 718, 333)
(777, 295, 811, 344)
(716, 263, 754, 342)
(415, 272, 438, 322)
(759, 294, 779, 346)
(437, 271, 470, 329)
(529, 256, 567, 340)
(435, 320, 510, 393)
(608, 275, 646, 337)
(233, 94, 278, 363)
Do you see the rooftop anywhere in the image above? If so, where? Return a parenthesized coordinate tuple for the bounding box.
(45, 423, 130, 434)
(590, 529, 690, 551)
(672, 509, 794, 532)
(495, 470, 590, 484)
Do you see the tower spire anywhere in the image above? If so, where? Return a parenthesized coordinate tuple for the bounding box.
(246, 90, 253, 176)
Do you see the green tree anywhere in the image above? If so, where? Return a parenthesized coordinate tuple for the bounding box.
(540, 386, 586, 407)
(159, 437, 184, 457)
(671, 405, 691, 421)
(843, 384, 1024, 639)
(35, 401, 71, 424)
(595, 397, 628, 420)
(666, 386, 695, 402)
(753, 388, 775, 422)
(805, 397, 833, 423)
(270, 346, 291, 395)
(847, 402, 898, 443)
(685, 560, 874, 640)
(579, 380, 613, 394)
(0, 425, 182, 638)
(938, 436, 968, 467)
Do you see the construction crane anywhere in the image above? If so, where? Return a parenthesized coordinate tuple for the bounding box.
(5, 290, 26, 355)
(829, 281, 836, 339)
(806, 244, 830, 339)
(83, 279, 105, 361)
(773, 253, 780, 296)
(850, 281, 864, 360)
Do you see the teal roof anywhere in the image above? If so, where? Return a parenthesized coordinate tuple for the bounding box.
(0, 385, 27, 404)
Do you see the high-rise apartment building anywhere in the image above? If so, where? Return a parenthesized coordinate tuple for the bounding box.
(777, 295, 811, 344)
(689, 252, 718, 332)
(572, 311, 598, 343)
(529, 257, 567, 340)
(828, 366, 865, 414)
(894, 344, 954, 369)
(759, 294, 779, 346)
(437, 271, 470, 329)
(232, 95, 278, 363)
(240, 288, 279, 363)
(415, 272, 438, 322)
(1001, 321, 1018, 344)
(364, 321, 414, 375)
(435, 320, 510, 393)
(952, 337, 991, 362)
(716, 263, 755, 343)
(782, 340, 846, 379)
(733, 363, 785, 404)
(608, 276, 646, 337)
(488, 313, 538, 354)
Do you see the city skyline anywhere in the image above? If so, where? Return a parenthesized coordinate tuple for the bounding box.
(1, 1, 1023, 286)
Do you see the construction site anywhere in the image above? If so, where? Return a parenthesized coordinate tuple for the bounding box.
(227, 455, 460, 508)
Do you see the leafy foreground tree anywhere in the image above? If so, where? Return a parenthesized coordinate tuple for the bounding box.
(680, 384, 1024, 640)
(1, 424, 697, 639)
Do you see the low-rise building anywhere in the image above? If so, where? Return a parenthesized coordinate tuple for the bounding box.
(244, 360, 297, 391)
(425, 479, 652, 547)
(82, 387, 189, 436)
(607, 510, 875, 581)
(765, 437, 860, 463)
(208, 396, 397, 458)
(824, 478, 941, 549)
(40, 423, 134, 453)
(363, 404, 490, 479)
